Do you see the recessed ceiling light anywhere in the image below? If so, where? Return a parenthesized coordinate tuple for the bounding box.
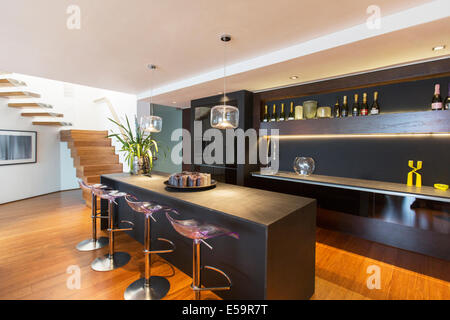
(290, 75, 299, 80)
(172, 101, 177, 104)
(217, 91, 223, 94)
(432, 45, 446, 51)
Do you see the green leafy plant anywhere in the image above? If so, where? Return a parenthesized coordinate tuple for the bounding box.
(108, 115, 159, 173)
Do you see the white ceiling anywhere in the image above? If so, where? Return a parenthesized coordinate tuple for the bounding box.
(0, 0, 449, 108)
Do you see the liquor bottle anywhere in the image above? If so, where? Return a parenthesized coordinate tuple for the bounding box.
(370, 91, 380, 115)
(360, 93, 369, 116)
(444, 83, 450, 110)
(341, 96, 348, 117)
(270, 104, 277, 122)
(288, 102, 295, 120)
(262, 105, 269, 122)
(279, 103, 285, 121)
(352, 94, 359, 117)
(431, 84, 443, 110)
(333, 98, 340, 118)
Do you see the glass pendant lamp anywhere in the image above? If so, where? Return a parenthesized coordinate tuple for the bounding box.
(141, 114, 162, 133)
(141, 64, 162, 133)
(210, 35, 239, 129)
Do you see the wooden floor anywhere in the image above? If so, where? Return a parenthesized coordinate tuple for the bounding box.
(0, 190, 448, 300)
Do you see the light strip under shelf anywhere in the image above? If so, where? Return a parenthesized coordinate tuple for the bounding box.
(262, 133, 450, 139)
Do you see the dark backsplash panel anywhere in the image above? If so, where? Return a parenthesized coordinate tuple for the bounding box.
(278, 137, 450, 186)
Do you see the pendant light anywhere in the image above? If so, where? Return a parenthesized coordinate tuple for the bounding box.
(210, 35, 239, 129)
(141, 64, 162, 133)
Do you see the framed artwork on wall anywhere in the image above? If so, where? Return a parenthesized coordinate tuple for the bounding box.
(0, 130, 37, 166)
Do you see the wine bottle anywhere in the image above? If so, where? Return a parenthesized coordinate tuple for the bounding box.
(360, 93, 369, 116)
(431, 84, 443, 110)
(352, 94, 359, 117)
(279, 103, 285, 121)
(341, 96, 348, 117)
(262, 105, 269, 122)
(333, 98, 340, 118)
(288, 102, 295, 120)
(370, 91, 380, 115)
(444, 83, 450, 110)
(270, 104, 277, 122)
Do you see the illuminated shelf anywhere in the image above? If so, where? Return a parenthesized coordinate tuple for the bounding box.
(260, 110, 450, 136)
(252, 171, 450, 203)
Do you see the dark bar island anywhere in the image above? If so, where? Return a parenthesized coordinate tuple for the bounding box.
(101, 172, 316, 300)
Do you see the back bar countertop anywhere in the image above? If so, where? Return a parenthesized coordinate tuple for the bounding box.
(101, 172, 317, 300)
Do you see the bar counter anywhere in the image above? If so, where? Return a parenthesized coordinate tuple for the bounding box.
(101, 172, 316, 300)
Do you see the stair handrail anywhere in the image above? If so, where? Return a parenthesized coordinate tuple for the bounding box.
(93, 97, 127, 140)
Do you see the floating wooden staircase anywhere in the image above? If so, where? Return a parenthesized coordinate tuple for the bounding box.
(1, 76, 72, 127)
(60, 130, 124, 207)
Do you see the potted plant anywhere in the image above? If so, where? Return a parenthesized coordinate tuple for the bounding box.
(108, 115, 159, 176)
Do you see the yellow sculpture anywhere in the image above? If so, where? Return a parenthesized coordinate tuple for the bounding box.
(407, 160, 422, 188)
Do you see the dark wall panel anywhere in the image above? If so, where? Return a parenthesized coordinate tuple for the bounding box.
(279, 137, 450, 186)
(266, 76, 450, 115)
(266, 75, 450, 186)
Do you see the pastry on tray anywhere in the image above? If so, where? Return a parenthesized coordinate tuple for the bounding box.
(168, 172, 212, 187)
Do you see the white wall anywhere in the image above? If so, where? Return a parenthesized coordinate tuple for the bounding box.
(0, 73, 137, 204)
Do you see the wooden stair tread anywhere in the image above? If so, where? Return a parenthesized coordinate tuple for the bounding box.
(68, 139, 112, 147)
(0, 78, 27, 87)
(71, 147, 116, 157)
(21, 112, 63, 117)
(84, 176, 101, 184)
(76, 160, 120, 166)
(77, 168, 122, 179)
(74, 155, 119, 166)
(72, 146, 115, 151)
(0, 91, 40, 98)
(60, 129, 108, 136)
(8, 103, 52, 109)
(81, 163, 123, 170)
(77, 166, 123, 176)
(76, 153, 119, 158)
(32, 121, 72, 126)
(60, 130, 109, 141)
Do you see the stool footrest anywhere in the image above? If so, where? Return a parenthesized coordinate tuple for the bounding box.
(144, 238, 176, 254)
(92, 215, 108, 219)
(108, 220, 134, 233)
(191, 265, 232, 292)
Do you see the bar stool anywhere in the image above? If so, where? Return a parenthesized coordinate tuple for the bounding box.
(91, 189, 134, 272)
(76, 179, 109, 251)
(123, 195, 176, 300)
(166, 212, 239, 300)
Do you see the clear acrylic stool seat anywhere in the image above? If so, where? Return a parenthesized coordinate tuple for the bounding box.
(166, 212, 239, 300)
(76, 179, 109, 251)
(91, 189, 134, 272)
(123, 195, 176, 300)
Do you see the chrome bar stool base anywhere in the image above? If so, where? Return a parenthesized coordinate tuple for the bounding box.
(165, 213, 238, 300)
(124, 276, 170, 300)
(123, 195, 177, 300)
(76, 237, 108, 252)
(76, 181, 109, 252)
(91, 252, 131, 272)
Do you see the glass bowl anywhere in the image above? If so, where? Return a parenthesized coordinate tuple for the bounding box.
(293, 157, 315, 176)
